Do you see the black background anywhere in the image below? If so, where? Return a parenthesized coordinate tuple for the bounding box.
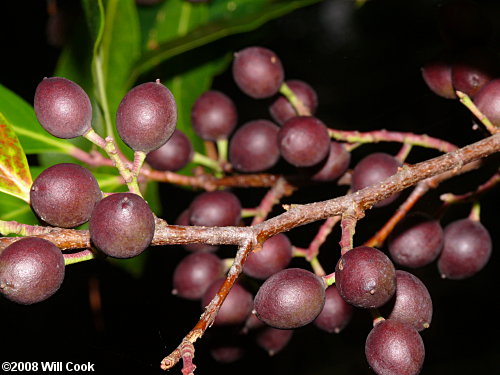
(0, 1, 499, 374)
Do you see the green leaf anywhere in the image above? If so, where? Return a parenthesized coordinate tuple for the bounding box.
(0, 192, 37, 225)
(129, 0, 322, 84)
(0, 120, 32, 203)
(82, 0, 105, 57)
(0, 84, 73, 155)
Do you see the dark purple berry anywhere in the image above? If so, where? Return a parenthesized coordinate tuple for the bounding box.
(451, 48, 498, 98)
(34, 77, 92, 138)
(145, 129, 193, 171)
(232, 46, 284, 99)
(172, 252, 223, 300)
(473, 78, 500, 127)
(30, 163, 102, 228)
(254, 326, 293, 356)
(365, 319, 425, 375)
(388, 213, 443, 268)
(438, 218, 492, 279)
(175, 209, 219, 253)
(386, 271, 432, 332)
(229, 119, 280, 172)
(351, 153, 401, 207)
(254, 268, 326, 329)
(421, 58, 456, 99)
(278, 116, 330, 167)
(243, 234, 292, 280)
(306, 141, 351, 182)
(191, 90, 237, 141)
(269, 80, 318, 124)
(313, 285, 353, 333)
(116, 81, 177, 153)
(189, 191, 241, 227)
(89, 193, 155, 258)
(0, 237, 65, 305)
(201, 278, 253, 326)
(335, 246, 396, 309)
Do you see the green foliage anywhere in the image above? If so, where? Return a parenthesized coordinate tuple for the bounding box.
(0, 120, 32, 203)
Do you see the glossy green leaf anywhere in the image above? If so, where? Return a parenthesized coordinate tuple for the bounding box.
(129, 0, 322, 84)
(97, 0, 141, 138)
(0, 120, 32, 203)
(0, 166, 44, 225)
(0, 84, 73, 155)
(0, 192, 37, 225)
(145, 0, 232, 153)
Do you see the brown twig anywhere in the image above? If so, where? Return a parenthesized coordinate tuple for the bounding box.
(1, 134, 498, 254)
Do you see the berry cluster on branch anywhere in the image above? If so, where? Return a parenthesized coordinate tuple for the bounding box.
(1, 32, 499, 375)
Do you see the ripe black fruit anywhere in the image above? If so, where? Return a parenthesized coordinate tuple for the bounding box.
(89, 192, 155, 258)
(388, 212, 443, 268)
(145, 129, 193, 171)
(365, 319, 425, 375)
(172, 252, 224, 300)
(438, 218, 492, 279)
(189, 191, 241, 227)
(277, 116, 330, 167)
(30, 163, 102, 228)
(313, 285, 353, 334)
(385, 271, 432, 332)
(335, 246, 396, 309)
(0, 237, 65, 305)
(232, 46, 284, 99)
(229, 119, 280, 173)
(116, 81, 177, 153)
(191, 90, 238, 141)
(254, 268, 326, 329)
(34, 77, 92, 138)
(243, 233, 292, 280)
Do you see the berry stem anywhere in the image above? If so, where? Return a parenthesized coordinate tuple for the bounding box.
(440, 169, 500, 204)
(365, 182, 429, 248)
(306, 216, 341, 259)
(216, 139, 229, 164)
(191, 151, 222, 173)
(322, 272, 336, 286)
(310, 256, 326, 277)
(63, 249, 96, 265)
(279, 82, 311, 116)
(395, 143, 413, 163)
(370, 309, 385, 327)
(328, 128, 458, 153)
(251, 177, 294, 226)
(132, 151, 147, 177)
(456, 90, 499, 135)
(83, 130, 140, 193)
(469, 201, 481, 222)
(83, 128, 108, 149)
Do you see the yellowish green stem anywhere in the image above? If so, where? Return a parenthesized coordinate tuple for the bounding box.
(192, 152, 222, 173)
(279, 82, 311, 116)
